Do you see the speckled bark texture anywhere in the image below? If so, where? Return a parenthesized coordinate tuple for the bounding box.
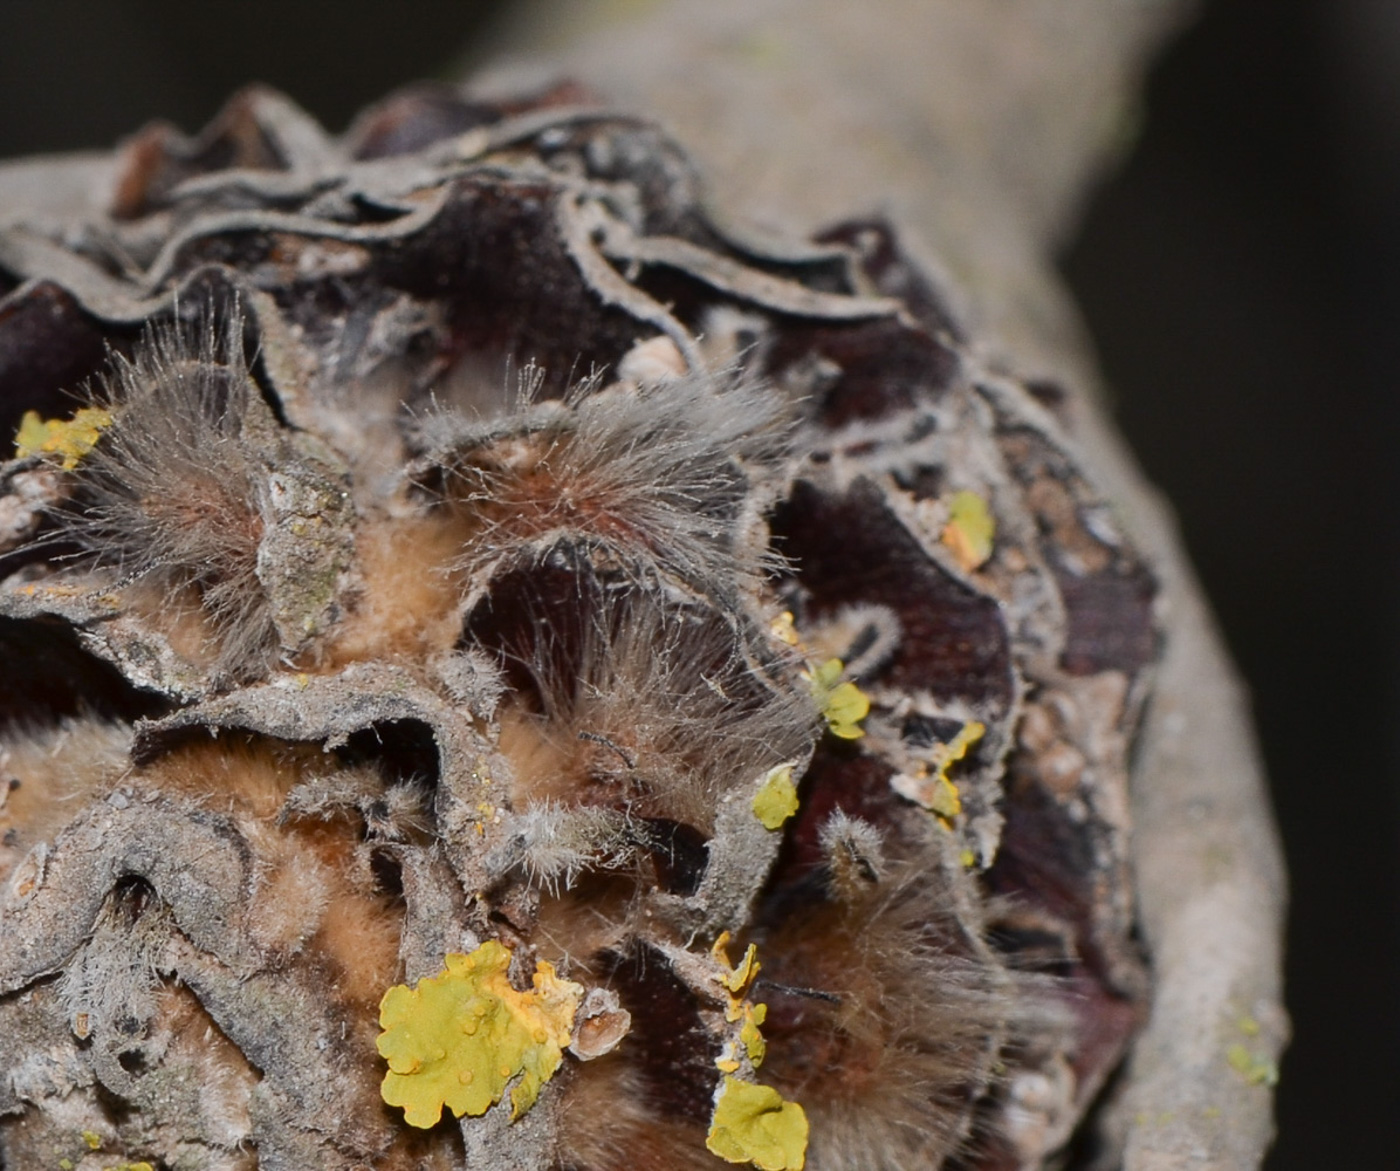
(0, 4, 1284, 1170)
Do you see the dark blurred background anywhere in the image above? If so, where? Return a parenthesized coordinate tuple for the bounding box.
(1063, 4, 1400, 1167)
(0, 1, 1392, 1165)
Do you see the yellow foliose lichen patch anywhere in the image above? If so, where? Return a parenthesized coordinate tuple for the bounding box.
(739, 1002, 768, 1066)
(377, 940, 583, 1128)
(712, 932, 761, 999)
(752, 765, 799, 830)
(706, 1076, 808, 1170)
(941, 489, 995, 571)
(14, 407, 113, 470)
(806, 658, 869, 740)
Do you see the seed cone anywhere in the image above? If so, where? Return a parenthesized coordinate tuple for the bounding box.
(0, 84, 1156, 1170)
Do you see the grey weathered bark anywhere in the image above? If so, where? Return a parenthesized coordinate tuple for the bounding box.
(467, 3, 1288, 1169)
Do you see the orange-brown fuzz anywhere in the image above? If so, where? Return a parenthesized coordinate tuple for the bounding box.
(309, 879, 404, 1012)
(148, 983, 261, 1162)
(529, 874, 640, 981)
(755, 871, 1013, 1170)
(498, 700, 719, 833)
(321, 512, 465, 669)
(137, 738, 403, 1009)
(2, 727, 425, 1164)
(136, 738, 426, 1159)
(137, 737, 315, 818)
(555, 1055, 716, 1171)
(0, 719, 132, 881)
(494, 599, 812, 835)
(141, 469, 266, 569)
(448, 438, 654, 559)
(497, 706, 584, 807)
(373, 1127, 468, 1171)
(121, 579, 224, 668)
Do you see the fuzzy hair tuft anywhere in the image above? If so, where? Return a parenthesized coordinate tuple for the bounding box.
(755, 862, 1028, 1170)
(486, 801, 636, 895)
(491, 589, 818, 834)
(817, 808, 887, 901)
(0, 718, 133, 881)
(50, 313, 280, 676)
(415, 368, 790, 605)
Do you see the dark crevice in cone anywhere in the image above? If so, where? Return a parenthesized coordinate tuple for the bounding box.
(0, 615, 169, 731)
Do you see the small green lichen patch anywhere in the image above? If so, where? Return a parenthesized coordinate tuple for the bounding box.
(1226, 1043, 1279, 1087)
(806, 658, 869, 740)
(706, 1076, 808, 1170)
(941, 489, 995, 570)
(752, 765, 799, 830)
(14, 407, 113, 469)
(378, 940, 583, 1128)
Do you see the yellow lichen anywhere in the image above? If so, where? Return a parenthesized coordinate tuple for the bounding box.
(926, 774, 962, 821)
(752, 765, 799, 830)
(14, 407, 113, 470)
(1225, 1043, 1279, 1087)
(713, 937, 769, 1065)
(713, 935, 767, 1066)
(706, 1076, 809, 1170)
(713, 932, 761, 998)
(770, 610, 801, 647)
(941, 489, 995, 571)
(377, 940, 583, 1128)
(739, 1002, 768, 1066)
(806, 658, 870, 740)
(81, 1131, 102, 1150)
(890, 720, 985, 827)
(939, 721, 985, 773)
(706, 941, 806, 1167)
